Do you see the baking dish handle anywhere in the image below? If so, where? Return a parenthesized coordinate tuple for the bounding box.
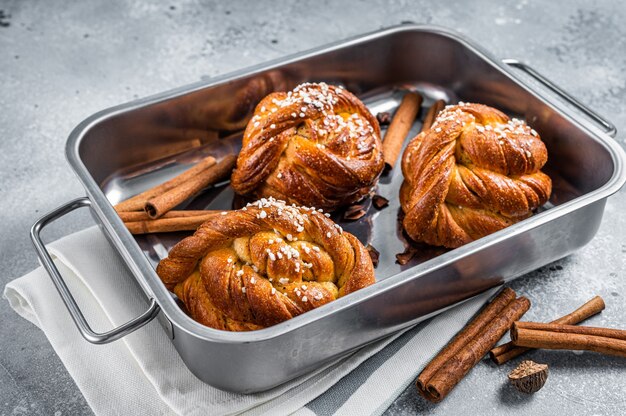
(30, 197, 160, 344)
(503, 59, 617, 137)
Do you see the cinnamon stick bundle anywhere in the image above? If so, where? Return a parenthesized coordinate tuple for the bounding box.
(382, 92, 423, 170)
(416, 287, 530, 403)
(421, 99, 446, 132)
(490, 296, 605, 364)
(114, 155, 218, 212)
(145, 154, 237, 219)
(511, 322, 626, 358)
(123, 210, 219, 234)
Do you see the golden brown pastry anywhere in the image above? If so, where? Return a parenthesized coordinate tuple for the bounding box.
(400, 103, 552, 249)
(230, 82, 384, 210)
(157, 198, 375, 331)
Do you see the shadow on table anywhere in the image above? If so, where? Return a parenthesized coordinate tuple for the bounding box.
(498, 382, 536, 407)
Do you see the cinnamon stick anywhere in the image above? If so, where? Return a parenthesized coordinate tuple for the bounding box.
(118, 210, 218, 222)
(382, 92, 422, 170)
(114, 155, 217, 212)
(421, 99, 446, 132)
(145, 154, 237, 219)
(511, 322, 626, 358)
(416, 288, 531, 402)
(124, 212, 219, 234)
(490, 296, 605, 364)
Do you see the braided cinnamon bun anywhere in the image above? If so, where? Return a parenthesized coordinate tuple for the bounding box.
(400, 103, 552, 249)
(230, 82, 384, 211)
(157, 198, 375, 331)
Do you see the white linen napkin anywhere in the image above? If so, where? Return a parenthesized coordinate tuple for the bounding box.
(4, 226, 497, 415)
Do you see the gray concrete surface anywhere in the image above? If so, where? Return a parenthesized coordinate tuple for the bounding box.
(1, 0, 625, 415)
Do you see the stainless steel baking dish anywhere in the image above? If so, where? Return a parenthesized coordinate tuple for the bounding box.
(31, 25, 626, 393)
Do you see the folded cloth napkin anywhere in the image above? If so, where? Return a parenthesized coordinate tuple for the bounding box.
(4, 226, 497, 416)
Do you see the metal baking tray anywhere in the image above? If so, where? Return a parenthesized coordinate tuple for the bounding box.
(31, 24, 626, 393)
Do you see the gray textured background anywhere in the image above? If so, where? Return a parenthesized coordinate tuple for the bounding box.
(1, 0, 625, 415)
